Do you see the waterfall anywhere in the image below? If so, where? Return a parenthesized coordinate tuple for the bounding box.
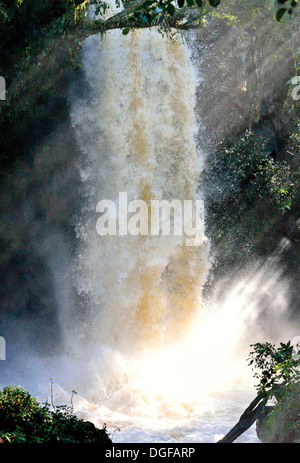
(70, 28, 210, 353)
(0, 3, 297, 445)
(50, 25, 292, 442)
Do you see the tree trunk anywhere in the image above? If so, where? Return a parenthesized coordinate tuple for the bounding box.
(217, 393, 268, 443)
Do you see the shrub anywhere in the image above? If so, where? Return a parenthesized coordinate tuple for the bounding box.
(248, 341, 300, 397)
(249, 341, 300, 443)
(0, 385, 111, 443)
(201, 127, 300, 270)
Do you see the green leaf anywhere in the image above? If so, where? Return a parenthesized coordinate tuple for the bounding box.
(276, 8, 287, 22)
(122, 27, 131, 35)
(195, 0, 203, 6)
(209, 0, 221, 6)
(186, 0, 194, 6)
(178, 0, 185, 7)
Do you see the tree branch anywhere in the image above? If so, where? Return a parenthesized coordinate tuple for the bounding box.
(73, 1, 213, 40)
(216, 393, 268, 443)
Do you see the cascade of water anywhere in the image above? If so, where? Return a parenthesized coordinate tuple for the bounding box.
(54, 23, 292, 442)
(70, 28, 210, 353)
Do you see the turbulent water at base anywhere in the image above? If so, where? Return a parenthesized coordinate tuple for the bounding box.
(43, 24, 295, 443)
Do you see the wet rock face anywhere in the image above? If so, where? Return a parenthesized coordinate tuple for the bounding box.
(256, 406, 277, 443)
(256, 384, 300, 443)
(256, 409, 300, 443)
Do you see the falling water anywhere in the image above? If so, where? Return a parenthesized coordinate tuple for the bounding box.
(54, 22, 295, 443)
(70, 28, 210, 353)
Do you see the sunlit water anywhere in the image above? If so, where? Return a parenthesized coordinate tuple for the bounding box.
(44, 248, 294, 442)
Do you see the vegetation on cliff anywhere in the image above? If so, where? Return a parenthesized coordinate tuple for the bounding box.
(0, 385, 111, 443)
(202, 111, 300, 269)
